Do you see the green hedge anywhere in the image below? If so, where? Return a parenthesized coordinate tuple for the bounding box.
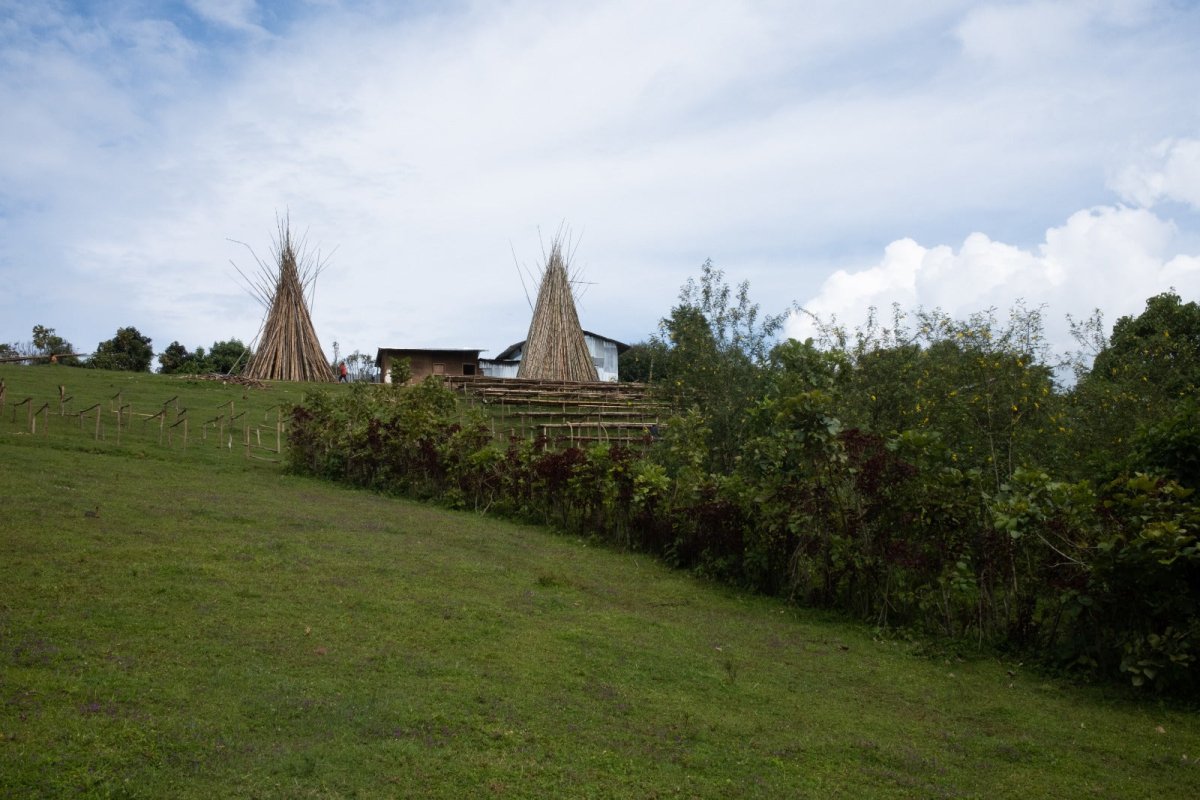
(287, 379, 1199, 696)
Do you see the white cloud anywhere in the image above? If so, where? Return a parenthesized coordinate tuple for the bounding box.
(787, 204, 1200, 355)
(955, 0, 1156, 65)
(1112, 138, 1200, 210)
(184, 0, 266, 35)
(956, 1, 1089, 63)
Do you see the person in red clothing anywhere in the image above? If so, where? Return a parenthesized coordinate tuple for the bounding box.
(338, 361, 348, 382)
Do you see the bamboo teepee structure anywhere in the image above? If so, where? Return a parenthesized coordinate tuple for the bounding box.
(240, 218, 335, 383)
(517, 237, 598, 382)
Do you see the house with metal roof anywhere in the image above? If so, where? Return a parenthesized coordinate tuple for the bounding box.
(375, 347, 483, 383)
(479, 331, 628, 382)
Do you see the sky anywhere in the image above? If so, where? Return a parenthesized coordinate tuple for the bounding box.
(2, 0, 1199, 369)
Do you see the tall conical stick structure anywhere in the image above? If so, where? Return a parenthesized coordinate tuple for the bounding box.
(517, 238, 598, 382)
(242, 220, 335, 383)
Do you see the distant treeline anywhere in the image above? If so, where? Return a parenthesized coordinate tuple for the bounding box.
(1, 323, 257, 375)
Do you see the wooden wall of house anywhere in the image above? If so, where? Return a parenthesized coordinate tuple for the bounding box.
(381, 351, 480, 383)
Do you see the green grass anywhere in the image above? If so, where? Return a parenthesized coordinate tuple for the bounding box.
(2, 366, 1199, 798)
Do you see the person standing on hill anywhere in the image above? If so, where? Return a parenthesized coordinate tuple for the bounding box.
(338, 361, 348, 383)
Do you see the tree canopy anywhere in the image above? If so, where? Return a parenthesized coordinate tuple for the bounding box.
(26, 324, 80, 364)
(158, 339, 252, 375)
(1090, 291, 1200, 398)
(89, 327, 153, 372)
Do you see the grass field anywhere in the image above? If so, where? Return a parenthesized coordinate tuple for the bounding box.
(2, 366, 1199, 798)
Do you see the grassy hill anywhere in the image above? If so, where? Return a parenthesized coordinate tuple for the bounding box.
(2, 366, 1199, 798)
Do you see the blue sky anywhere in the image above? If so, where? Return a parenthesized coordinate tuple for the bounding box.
(2, 0, 1199, 364)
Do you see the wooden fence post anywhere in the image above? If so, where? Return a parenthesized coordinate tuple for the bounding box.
(170, 416, 188, 447)
(169, 410, 188, 448)
(115, 404, 131, 444)
(145, 409, 166, 445)
(32, 402, 49, 434)
(228, 411, 244, 454)
(77, 403, 101, 440)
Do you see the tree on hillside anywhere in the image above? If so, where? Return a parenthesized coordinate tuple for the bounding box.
(30, 324, 80, 364)
(89, 327, 153, 372)
(1090, 291, 1200, 398)
(207, 339, 251, 374)
(618, 341, 668, 382)
(1068, 291, 1200, 481)
(158, 339, 252, 374)
(653, 262, 786, 471)
(794, 302, 1063, 487)
(157, 341, 193, 374)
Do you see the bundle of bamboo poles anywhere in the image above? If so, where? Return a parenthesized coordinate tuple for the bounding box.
(517, 238, 598, 382)
(240, 218, 334, 383)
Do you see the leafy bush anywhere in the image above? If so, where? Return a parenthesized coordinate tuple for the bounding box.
(1090, 474, 1200, 691)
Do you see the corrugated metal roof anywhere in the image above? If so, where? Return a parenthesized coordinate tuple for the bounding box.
(495, 331, 628, 361)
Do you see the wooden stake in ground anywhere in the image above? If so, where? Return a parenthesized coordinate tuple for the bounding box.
(32, 403, 49, 435)
(78, 403, 101, 440)
(240, 217, 335, 383)
(517, 237, 598, 382)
